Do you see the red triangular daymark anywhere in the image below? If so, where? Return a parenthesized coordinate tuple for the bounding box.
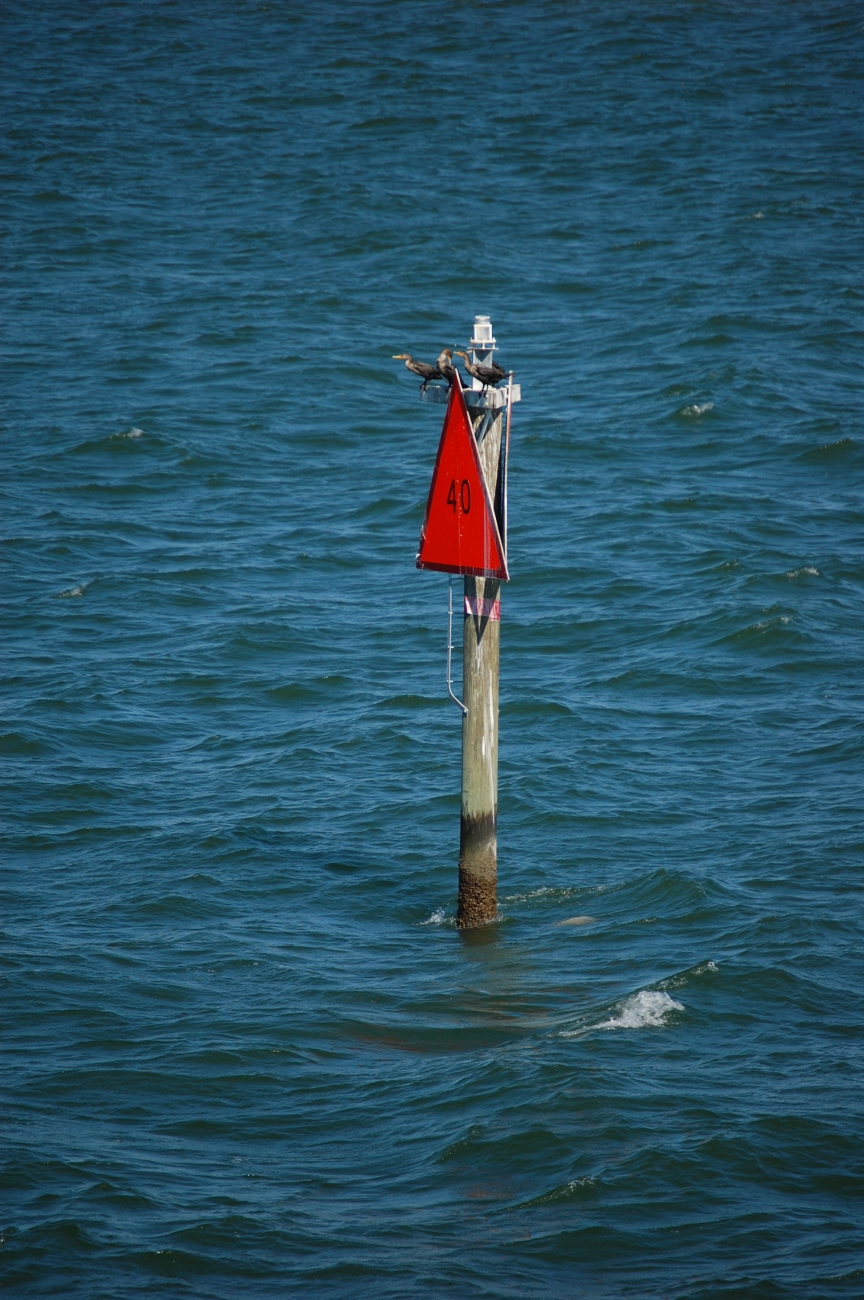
(416, 381, 509, 580)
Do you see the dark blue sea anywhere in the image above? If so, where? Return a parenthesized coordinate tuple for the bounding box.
(3, 2, 864, 1296)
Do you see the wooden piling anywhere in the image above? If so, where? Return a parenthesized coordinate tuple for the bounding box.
(457, 408, 504, 928)
(413, 316, 519, 927)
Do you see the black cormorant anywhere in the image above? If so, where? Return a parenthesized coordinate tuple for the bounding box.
(436, 348, 459, 387)
(393, 353, 443, 390)
(455, 350, 507, 388)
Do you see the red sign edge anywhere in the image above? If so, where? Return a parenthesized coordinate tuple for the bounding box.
(415, 380, 510, 581)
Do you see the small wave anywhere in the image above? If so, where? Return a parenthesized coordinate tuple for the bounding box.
(501, 886, 595, 906)
(516, 1175, 597, 1209)
(723, 610, 794, 644)
(800, 437, 855, 462)
(786, 566, 819, 578)
(555, 916, 596, 927)
(598, 990, 683, 1031)
(660, 960, 717, 991)
(752, 614, 791, 631)
(57, 583, 86, 598)
(112, 426, 144, 440)
(680, 402, 714, 417)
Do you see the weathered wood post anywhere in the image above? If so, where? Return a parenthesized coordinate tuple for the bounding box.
(415, 316, 520, 927)
(458, 586, 501, 923)
(458, 319, 505, 926)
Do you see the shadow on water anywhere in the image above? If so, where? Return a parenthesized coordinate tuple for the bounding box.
(458, 920, 504, 951)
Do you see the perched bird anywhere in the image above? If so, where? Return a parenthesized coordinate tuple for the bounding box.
(393, 353, 443, 390)
(436, 348, 459, 387)
(455, 350, 507, 388)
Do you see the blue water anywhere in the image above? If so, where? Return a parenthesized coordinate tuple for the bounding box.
(3, 2, 864, 1296)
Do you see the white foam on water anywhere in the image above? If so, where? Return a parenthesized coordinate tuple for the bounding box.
(560, 988, 685, 1038)
(57, 584, 86, 598)
(681, 402, 714, 417)
(420, 907, 450, 926)
(111, 426, 144, 440)
(786, 566, 819, 578)
(597, 990, 684, 1031)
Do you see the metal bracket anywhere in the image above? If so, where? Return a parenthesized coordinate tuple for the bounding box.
(420, 383, 520, 410)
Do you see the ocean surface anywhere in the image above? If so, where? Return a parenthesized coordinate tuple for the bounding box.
(3, 2, 864, 1296)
